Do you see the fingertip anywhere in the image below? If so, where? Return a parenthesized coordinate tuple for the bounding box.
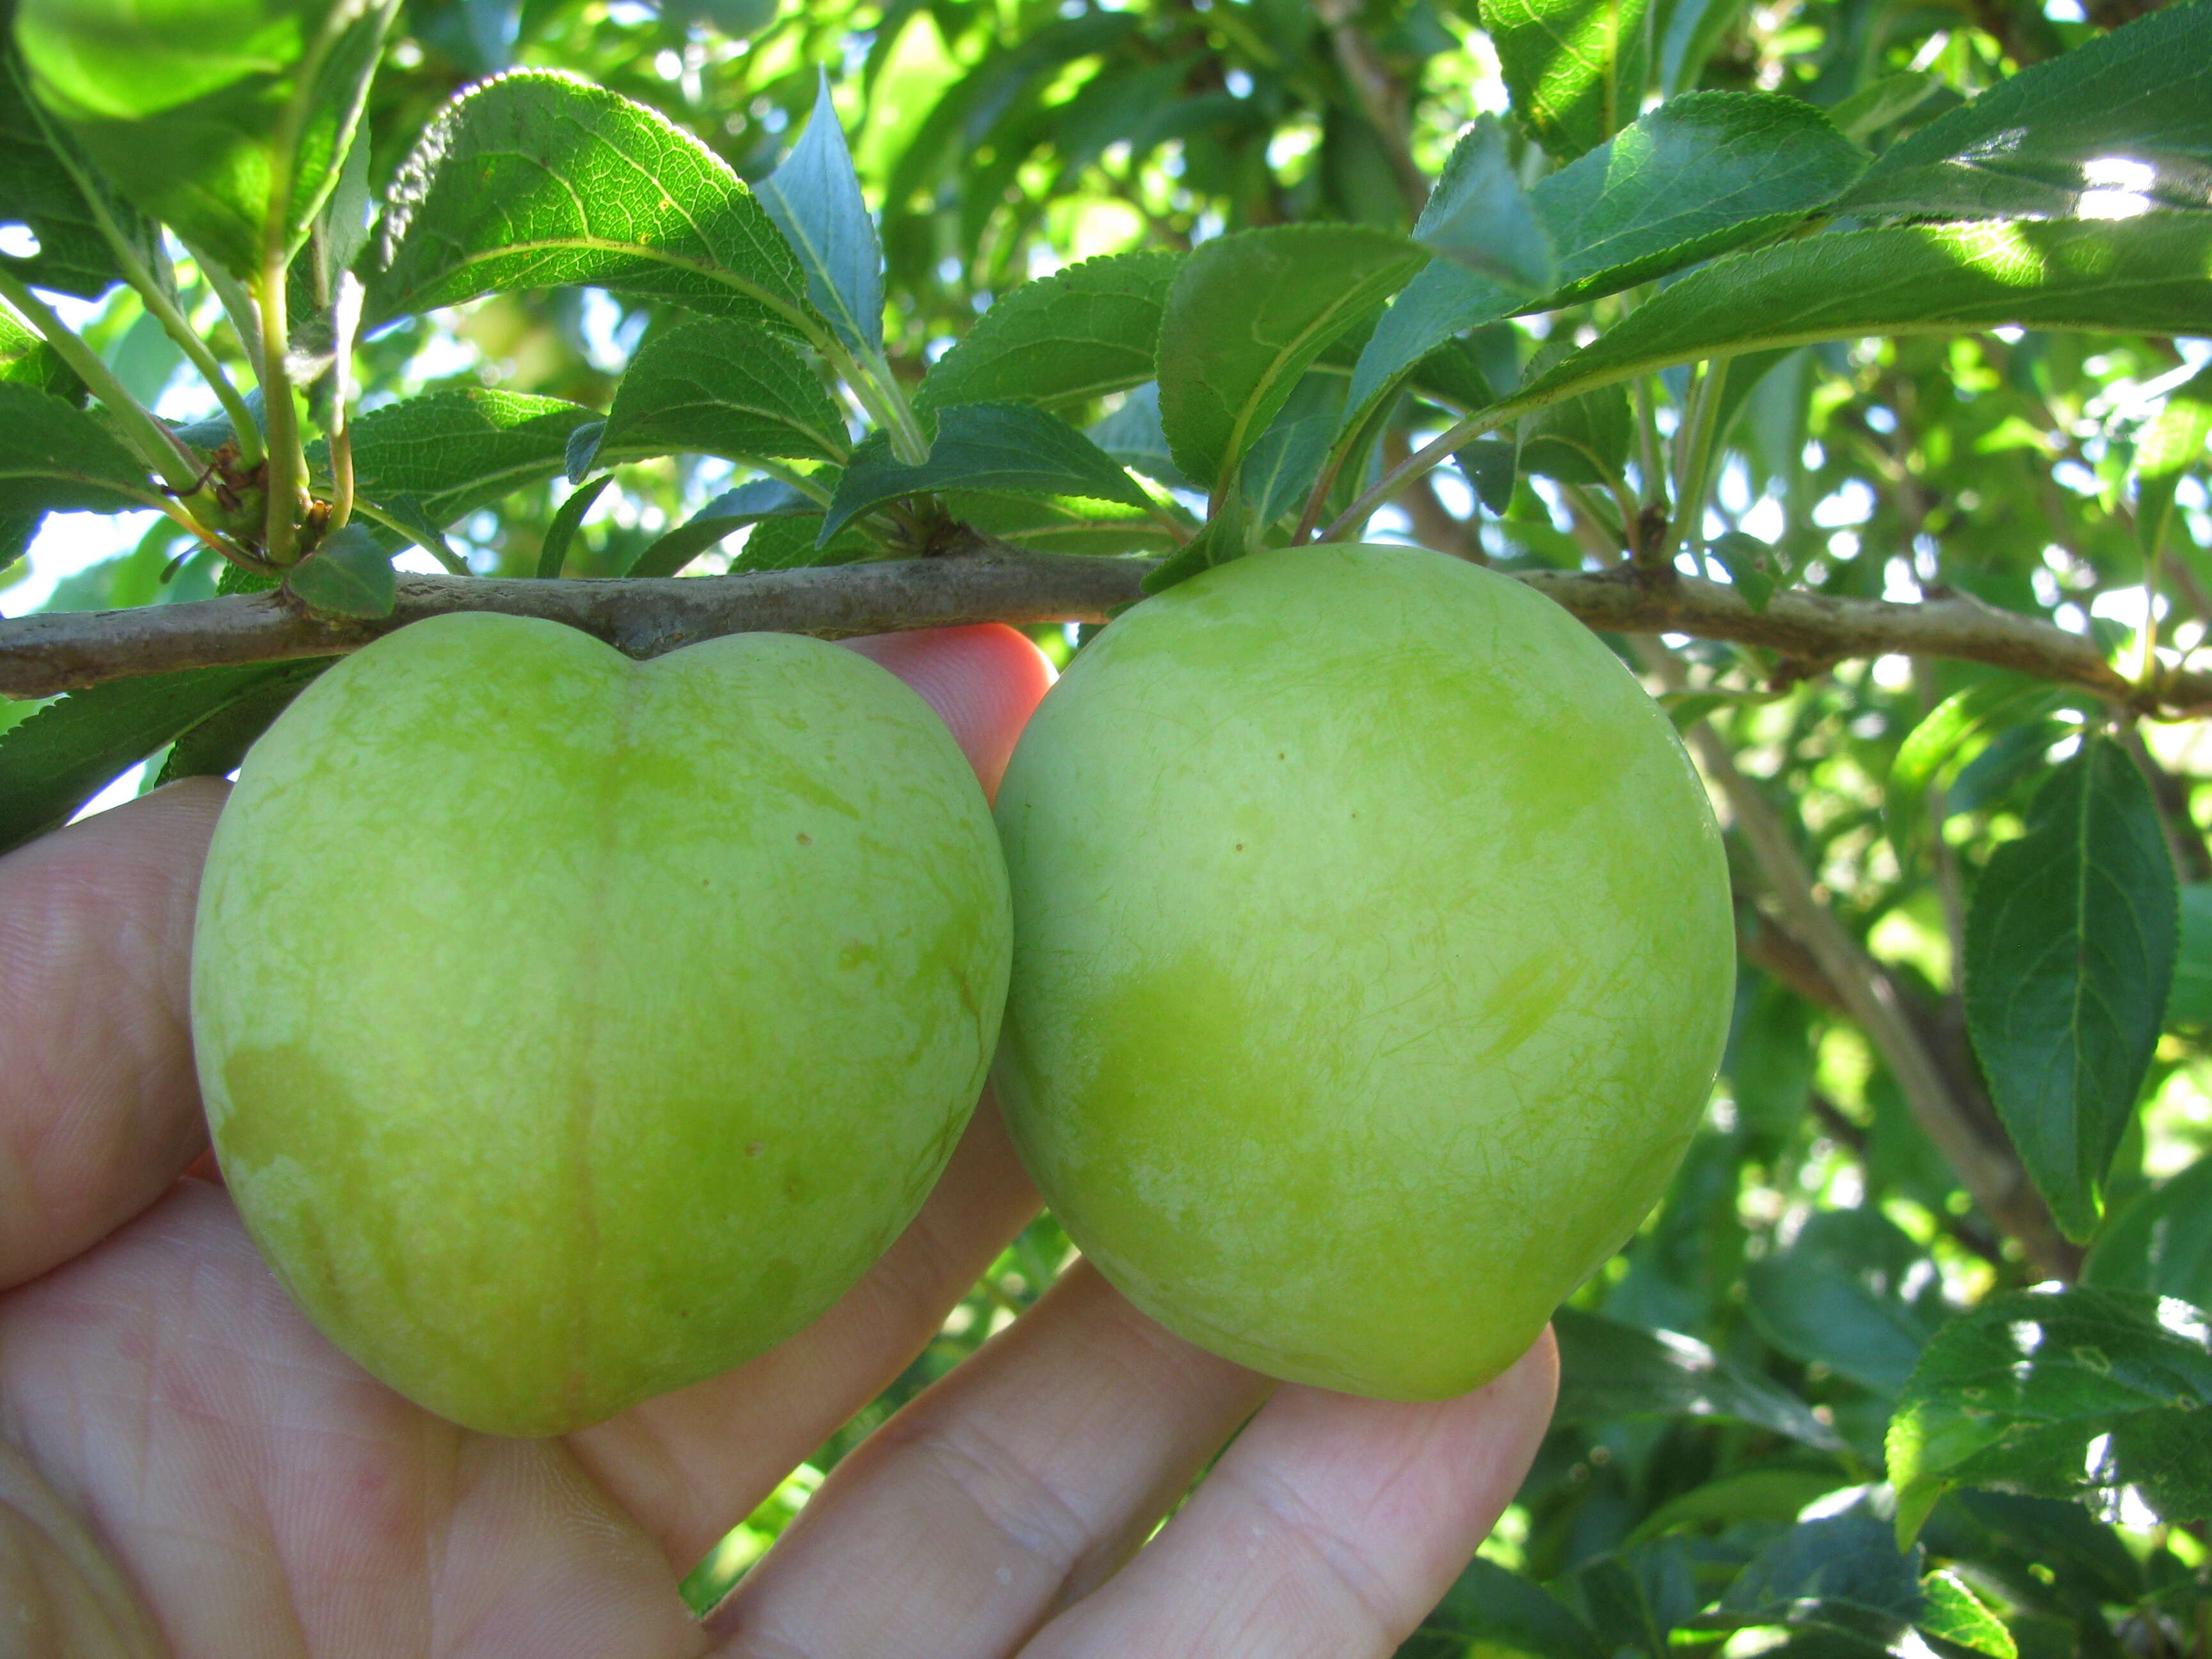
(842, 624, 1055, 801)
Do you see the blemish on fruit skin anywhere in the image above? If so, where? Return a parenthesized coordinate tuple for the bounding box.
(796, 832, 812, 845)
(746, 1141, 765, 1157)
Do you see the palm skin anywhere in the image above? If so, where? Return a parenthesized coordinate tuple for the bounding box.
(0, 624, 1556, 1659)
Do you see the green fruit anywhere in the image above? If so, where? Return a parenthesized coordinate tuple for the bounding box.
(993, 544, 1733, 1399)
(192, 614, 1010, 1437)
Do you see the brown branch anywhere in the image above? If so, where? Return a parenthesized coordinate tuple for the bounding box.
(8, 546, 2208, 711)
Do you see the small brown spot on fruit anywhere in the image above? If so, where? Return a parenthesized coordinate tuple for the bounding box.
(746, 1141, 765, 1157)
(796, 832, 812, 845)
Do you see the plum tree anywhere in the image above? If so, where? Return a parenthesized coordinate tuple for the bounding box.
(190, 613, 1011, 1436)
(993, 544, 1735, 1398)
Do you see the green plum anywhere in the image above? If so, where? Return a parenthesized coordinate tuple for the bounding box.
(993, 543, 1733, 1399)
(192, 613, 1010, 1437)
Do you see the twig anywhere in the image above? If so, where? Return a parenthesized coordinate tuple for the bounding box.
(8, 546, 2209, 709)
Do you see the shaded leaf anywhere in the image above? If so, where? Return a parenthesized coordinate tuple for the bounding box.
(367, 72, 806, 330)
(1964, 736, 2178, 1240)
(1571, 1544, 1699, 1659)
(0, 302, 81, 401)
(819, 403, 1148, 542)
(1520, 380, 1631, 485)
(757, 72, 884, 359)
(2083, 1153, 2212, 1309)
(624, 476, 813, 576)
(2165, 883, 2212, 1032)
(917, 250, 1182, 416)
(599, 317, 849, 467)
(285, 522, 394, 617)
(1886, 674, 2071, 862)
(0, 47, 160, 298)
(330, 387, 605, 531)
(1745, 1208, 1948, 1394)
(155, 659, 332, 784)
(942, 489, 1180, 557)
(1158, 224, 1425, 495)
(0, 662, 305, 854)
(2136, 365, 2212, 559)
(1707, 529, 1781, 611)
(732, 511, 876, 571)
(564, 419, 606, 485)
(0, 382, 159, 515)
(1828, 71, 1944, 146)
(1553, 1306, 1845, 1449)
(1088, 380, 1194, 492)
(1840, 2, 2212, 221)
(1482, 0, 1650, 160)
(1626, 1468, 1852, 1544)
(1704, 1511, 1925, 1651)
(534, 474, 612, 579)
(1888, 1286, 2212, 1541)
(1398, 1556, 1603, 1659)
(1415, 116, 1557, 293)
(1240, 372, 1345, 529)
(1455, 436, 1518, 513)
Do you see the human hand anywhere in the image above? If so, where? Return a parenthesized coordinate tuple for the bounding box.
(0, 623, 1556, 1658)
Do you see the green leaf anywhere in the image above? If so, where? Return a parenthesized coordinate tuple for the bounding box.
(19, 0, 398, 276)
(155, 658, 332, 785)
(1518, 217, 2212, 416)
(285, 521, 392, 616)
(2084, 1153, 2212, 1308)
(942, 490, 1180, 557)
(2136, 365, 2212, 559)
(1706, 529, 1779, 611)
(534, 474, 612, 579)
(564, 419, 607, 485)
(0, 47, 161, 299)
(1455, 436, 1518, 513)
(1625, 1468, 1852, 1544)
(757, 72, 883, 360)
(1414, 116, 1557, 293)
(366, 72, 807, 332)
(1138, 493, 1247, 596)
(1399, 1557, 1603, 1659)
(1703, 1511, 1924, 1652)
(731, 511, 875, 571)
(1964, 736, 2179, 1241)
(819, 403, 1148, 543)
(1157, 225, 1425, 495)
(1342, 93, 1864, 444)
(1918, 1569, 2016, 1659)
(1571, 1545, 1699, 1659)
(1887, 1286, 2212, 1541)
(916, 250, 1182, 417)
(1520, 381, 1631, 486)
(1886, 674, 2071, 863)
(1088, 380, 1194, 492)
(1481, 0, 1651, 160)
(1840, 1, 2212, 221)
(1743, 1208, 1948, 1394)
(2166, 883, 2212, 1031)
(330, 387, 604, 531)
(0, 381, 159, 515)
(1827, 71, 1944, 146)
(625, 476, 812, 576)
(1241, 372, 1345, 529)
(598, 318, 849, 468)
(0, 301, 81, 401)
(0, 661, 305, 853)
(1552, 1306, 1845, 1449)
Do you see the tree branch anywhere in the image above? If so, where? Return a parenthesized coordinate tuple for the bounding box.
(4, 545, 2204, 712)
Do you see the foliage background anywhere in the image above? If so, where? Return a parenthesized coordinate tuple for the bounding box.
(4, 0, 2212, 1651)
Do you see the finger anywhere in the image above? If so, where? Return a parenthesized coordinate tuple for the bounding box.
(1021, 1328, 1560, 1659)
(0, 778, 228, 1290)
(843, 623, 1055, 802)
(572, 625, 1054, 1569)
(703, 1262, 1272, 1656)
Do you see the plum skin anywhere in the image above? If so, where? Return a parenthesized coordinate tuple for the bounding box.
(992, 543, 1734, 1399)
(191, 613, 1010, 1437)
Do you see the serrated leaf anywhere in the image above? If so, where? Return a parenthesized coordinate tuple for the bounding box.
(917, 250, 1182, 417)
(1707, 529, 1780, 610)
(819, 403, 1148, 543)
(1887, 1286, 2212, 1542)
(2084, 1153, 2212, 1307)
(0, 381, 159, 515)
(1553, 1306, 1845, 1449)
(373, 492, 460, 569)
(942, 490, 1180, 557)
(534, 474, 612, 579)
(598, 317, 849, 468)
(155, 658, 331, 784)
(1841, 1, 2212, 221)
(1886, 673, 2071, 861)
(0, 661, 303, 853)
(1158, 224, 1425, 496)
(756, 72, 883, 360)
(1828, 70, 1944, 145)
(732, 511, 875, 571)
(1343, 93, 1864, 442)
(1518, 216, 2212, 417)
(1705, 1512, 1925, 1647)
(285, 522, 393, 616)
(1919, 1570, 2016, 1659)
(325, 387, 605, 532)
(1964, 737, 2179, 1242)
(1415, 116, 1557, 293)
(1482, 0, 1650, 160)
(1520, 383, 1633, 486)
(367, 72, 807, 331)
(18, 0, 397, 276)
(0, 302, 81, 402)
(624, 476, 812, 576)
(0, 47, 161, 299)
(1572, 1544, 1699, 1659)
